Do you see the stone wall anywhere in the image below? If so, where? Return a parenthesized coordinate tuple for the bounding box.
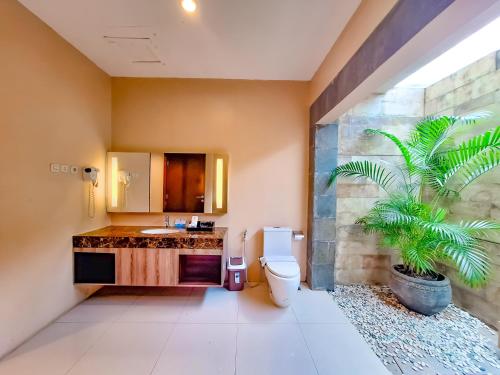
(424, 51, 500, 327)
(307, 123, 338, 289)
(334, 87, 425, 284)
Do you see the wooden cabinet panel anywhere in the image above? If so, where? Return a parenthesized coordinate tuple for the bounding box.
(74, 241, 226, 287)
(116, 248, 178, 286)
(115, 248, 132, 285)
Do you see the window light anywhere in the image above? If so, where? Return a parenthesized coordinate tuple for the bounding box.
(397, 16, 500, 88)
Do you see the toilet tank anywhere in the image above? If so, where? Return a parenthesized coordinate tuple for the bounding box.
(263, 227, 292, 257)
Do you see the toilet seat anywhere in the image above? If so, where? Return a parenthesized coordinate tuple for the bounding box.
(259, 229, 300, 308)
(266, 261, 300, 279)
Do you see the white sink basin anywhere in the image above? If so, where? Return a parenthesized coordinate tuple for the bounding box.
(141, 228, 179, 235)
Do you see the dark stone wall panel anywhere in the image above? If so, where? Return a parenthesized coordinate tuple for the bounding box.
(310, 0, 455, 125)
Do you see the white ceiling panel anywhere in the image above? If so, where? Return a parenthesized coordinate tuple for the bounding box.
(19, 0, 360, 80)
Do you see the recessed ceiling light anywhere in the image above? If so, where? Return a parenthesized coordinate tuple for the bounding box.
(181, 0, 197, 13)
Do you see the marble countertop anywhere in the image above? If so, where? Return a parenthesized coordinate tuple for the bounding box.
(73, 226, 227, 249)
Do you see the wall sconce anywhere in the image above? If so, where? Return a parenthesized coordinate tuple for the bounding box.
(209, 154, 228, 214)
(111, 156, 118, 208)
(215, 157, 224, 210)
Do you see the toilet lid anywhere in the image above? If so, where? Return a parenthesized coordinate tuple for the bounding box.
(266, 261, 300, 278)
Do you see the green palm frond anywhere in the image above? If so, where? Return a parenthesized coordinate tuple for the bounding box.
(364, 129, 414, 172)
(402, 246, 436, 274)
(429, 207, 447, 222)
(378, 209, 416, 225)
(449, 149, 500, 192)
(441, 126, 500, 181)
(328, 161, 396, 192)
(418, 221, 472, 245)
(408, 116, 457, 161)
(460, 220, 500, 237)
(453, 111, 491, 125)
(420, 169, 457, 197)
(370, 200, 420, 226)
(438, 241, 490, 287)
(409, 114, 489, 164)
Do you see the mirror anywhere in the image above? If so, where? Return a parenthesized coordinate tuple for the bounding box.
(107, 151, 228, 214)
(106, 152, 151, 212)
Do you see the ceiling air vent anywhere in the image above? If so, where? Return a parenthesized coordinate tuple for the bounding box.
(103, 35, 163, 64)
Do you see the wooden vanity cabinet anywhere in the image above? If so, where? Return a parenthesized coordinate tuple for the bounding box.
(73, 247, 226, 287)
(73, 226, 227, 287)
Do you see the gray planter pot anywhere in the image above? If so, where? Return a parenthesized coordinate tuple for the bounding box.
(389, 265, 451, 316)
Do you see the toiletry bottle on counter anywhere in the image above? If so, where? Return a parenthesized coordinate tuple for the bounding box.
(189, 216, 199, 228)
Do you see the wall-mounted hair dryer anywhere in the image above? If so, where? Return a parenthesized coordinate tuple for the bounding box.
(83, 167, 99, 187)
(82, 167, 99, 218)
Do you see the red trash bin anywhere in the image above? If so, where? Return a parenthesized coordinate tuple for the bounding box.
(227, 257, 246, 291)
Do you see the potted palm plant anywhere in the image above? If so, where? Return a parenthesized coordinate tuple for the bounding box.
(329, 114, 500, 315)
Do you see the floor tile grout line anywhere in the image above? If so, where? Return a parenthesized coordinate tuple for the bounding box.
(290, 299, 299, 324)
(234, 289, 241, 375)
(296, 321, 321, 375)
(147, 323, 177, 375)
(62, 321, 116, 375)
(62, 293, 143, 374)
(236, 287, 240, 324)
(174, 288, 194, 324)
(233, 324, 240, 375)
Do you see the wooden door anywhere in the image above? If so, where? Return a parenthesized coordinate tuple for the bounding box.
(163, 153, 205, 212)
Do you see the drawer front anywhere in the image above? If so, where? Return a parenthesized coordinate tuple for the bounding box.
(116, 248, 178, 286)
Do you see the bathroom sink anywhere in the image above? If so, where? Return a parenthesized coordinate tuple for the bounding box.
(140, 228, 179, 235)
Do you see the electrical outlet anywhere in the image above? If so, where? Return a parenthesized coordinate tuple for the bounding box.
(50, 163, 60, 173)
(61, 164, 69, 173)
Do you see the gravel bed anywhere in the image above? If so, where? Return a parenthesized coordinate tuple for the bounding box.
(331, 285, 500, 375)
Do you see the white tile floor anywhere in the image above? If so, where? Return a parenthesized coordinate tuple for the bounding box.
(0, 284, 389, 375)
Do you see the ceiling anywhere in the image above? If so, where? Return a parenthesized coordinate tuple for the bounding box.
(19, 0, 360, 80)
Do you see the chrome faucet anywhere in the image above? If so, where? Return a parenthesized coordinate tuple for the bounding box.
(164, 214, 170, 228)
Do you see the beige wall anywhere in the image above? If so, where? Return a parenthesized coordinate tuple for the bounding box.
(110, 78, 309, 282)
(308, 0, 397, 105)
(0, 0, 111, 358)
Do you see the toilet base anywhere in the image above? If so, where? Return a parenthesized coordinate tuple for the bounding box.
(269, 288, 293, 307)
(264, 267, 300, 308)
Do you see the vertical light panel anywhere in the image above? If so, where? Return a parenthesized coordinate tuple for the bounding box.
(111, 156, 118, 208)
(215, 158, 224, 209)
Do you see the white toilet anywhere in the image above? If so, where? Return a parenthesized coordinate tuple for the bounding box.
(260, 227, 300, 307)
